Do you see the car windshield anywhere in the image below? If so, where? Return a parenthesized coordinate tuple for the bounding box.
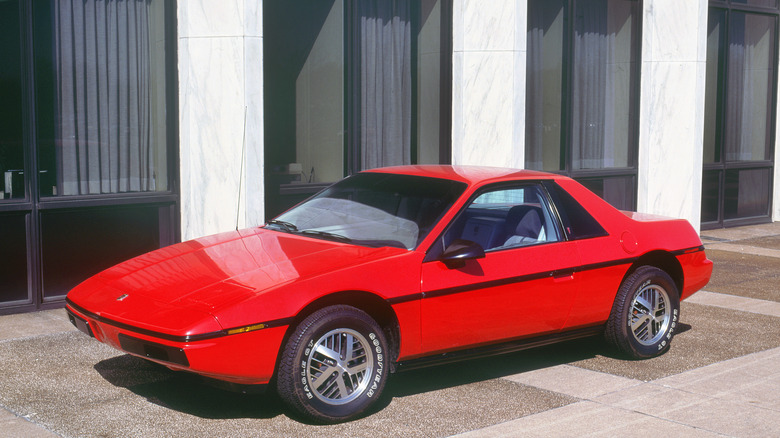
(268, 173, 467, 249)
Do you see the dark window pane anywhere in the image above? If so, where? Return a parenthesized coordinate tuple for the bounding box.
(571, 0, 639, 170)
(703, 9, 726, 164)
(417, 0, 446, 164)
(353, 1, 413, 171)
(0, 0, 25, 200)
(40, 206, 161, 299)
(576, 175, 635, 211)
(0, 213, 29, 304)
(724, 168, 771, 219)
(265, 0, 450, 217)
(33, 0, 169, 197)
(265, 0, 344, 185)
(723, 12, 775, 162)
(526, 0, 566, 171)
(732, 0, 779, 8)
(701, 170, 722, 222)
(701, 170, 721, 224)
(264, 0, 346, 216)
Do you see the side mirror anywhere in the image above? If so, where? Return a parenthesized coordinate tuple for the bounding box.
(440, 239, 485, 269)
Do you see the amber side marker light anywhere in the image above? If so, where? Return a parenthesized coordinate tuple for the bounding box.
(226, 323, 266, 336)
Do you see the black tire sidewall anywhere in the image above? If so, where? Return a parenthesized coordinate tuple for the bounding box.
(277, 305, 388, 423)
(607, 266, 680, 359)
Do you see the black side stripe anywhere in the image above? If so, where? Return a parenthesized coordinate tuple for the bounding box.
(418, 256, 638, 301)
(387, 294, 424, 305)
(670, 245, 706, 256)
(387, 245, 706, 305)
(66, 298, 294, 343)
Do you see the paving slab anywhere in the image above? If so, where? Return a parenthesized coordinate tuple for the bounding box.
(460, 346, 780, 437)
(685, 290, 780, 317)
(705, 242, 780, 258)
(568, 301, 780, 381)
(655, 346, 780, 411)
(452, 401, 723, 438)
(736, 234, 780, 251)
(695, 249, 780, 302)
(0, 309, 76, 342)
(502, 365, 640, 399)
(700, 221, 780, 242)
(0, 408, 60, 438)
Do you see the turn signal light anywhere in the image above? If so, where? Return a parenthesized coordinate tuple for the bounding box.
(226, 323, 266, 336)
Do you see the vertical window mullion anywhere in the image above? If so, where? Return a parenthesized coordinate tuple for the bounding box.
(562, 0, 574, 173)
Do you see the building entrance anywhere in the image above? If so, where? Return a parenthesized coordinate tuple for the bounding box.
(702, 2, 777, 228)
(0, 0, 178, 314)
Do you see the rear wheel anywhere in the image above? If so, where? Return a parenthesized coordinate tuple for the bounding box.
(276, 305, 388, 423)
(605, 266, 680, 359)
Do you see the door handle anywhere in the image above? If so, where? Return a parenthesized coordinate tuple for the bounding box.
(552, 270, 575, 282)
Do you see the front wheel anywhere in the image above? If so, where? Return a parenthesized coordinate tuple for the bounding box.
(605, 266, 680, 359)
(276, 305, 388, 423)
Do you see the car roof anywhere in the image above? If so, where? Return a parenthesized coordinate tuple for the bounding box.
(365, 165, 567, 186)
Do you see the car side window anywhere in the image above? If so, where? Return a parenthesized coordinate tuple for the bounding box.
(443, 184, 561, 252)
(543, 181, 608, 240)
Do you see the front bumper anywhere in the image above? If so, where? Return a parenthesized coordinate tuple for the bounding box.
(66, 304, 288, 385)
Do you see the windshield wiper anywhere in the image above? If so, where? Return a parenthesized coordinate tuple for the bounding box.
(265, 219, 298, 233)
(300, 229, 352, 243)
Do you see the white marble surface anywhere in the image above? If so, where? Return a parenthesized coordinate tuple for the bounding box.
(637, 0, 708, 231)
(451, 0, 526, 168)
(178, 0, 244, 38)
(244, 36, 264, 230)
(457, 0, 516, 52)
(643, 0, 703, 63)
(178, 0, 264, 240)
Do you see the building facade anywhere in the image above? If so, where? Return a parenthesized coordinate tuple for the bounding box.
(1, 0, 778, 314)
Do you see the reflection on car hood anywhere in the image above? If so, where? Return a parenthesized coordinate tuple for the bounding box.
(70, 228, 398, 326)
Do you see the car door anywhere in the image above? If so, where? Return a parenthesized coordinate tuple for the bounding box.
(419, 183, 582, 354)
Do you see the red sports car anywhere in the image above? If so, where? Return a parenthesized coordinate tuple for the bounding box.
(66, 165, 712, 423)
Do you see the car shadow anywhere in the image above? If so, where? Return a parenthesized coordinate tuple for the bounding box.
(93, 327, 693, 422)
(382, 323, 694, 399)
(93, 338, 604, 421)
(385, 336, 609, 399)
(93, 355, 284, 420)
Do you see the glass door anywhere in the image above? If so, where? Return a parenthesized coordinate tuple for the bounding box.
(703, 4, 777, 228)
(1, 0, 179, 314)
(525, 0, 641, 211)
(0, 0, 33, 308)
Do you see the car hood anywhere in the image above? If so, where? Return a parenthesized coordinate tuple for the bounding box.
(68, 228, 402, 333)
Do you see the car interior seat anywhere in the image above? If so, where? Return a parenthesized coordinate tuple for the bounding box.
(502, 207, 543, 247)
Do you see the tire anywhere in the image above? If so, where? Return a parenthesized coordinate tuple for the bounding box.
(276, 305, 388, 423)
(605, 266, 680, 359)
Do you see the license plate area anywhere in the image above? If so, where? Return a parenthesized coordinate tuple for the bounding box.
(67, 310, 94, 337)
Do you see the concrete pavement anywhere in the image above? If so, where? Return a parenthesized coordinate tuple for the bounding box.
(1, 222, 779, 437)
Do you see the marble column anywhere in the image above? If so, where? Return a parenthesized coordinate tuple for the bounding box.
(451, 0, 527, 168)
(178, 0, 264, 240)
(636, 0, 708, 232)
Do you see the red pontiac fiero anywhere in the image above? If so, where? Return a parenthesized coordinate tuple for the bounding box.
(66, 165, 712, 423)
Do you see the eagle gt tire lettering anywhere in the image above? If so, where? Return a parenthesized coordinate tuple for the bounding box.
(605, 265, 680, 359)
(276, 305, 388, 423)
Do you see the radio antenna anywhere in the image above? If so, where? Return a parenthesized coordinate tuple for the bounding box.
(236, 106, 247, 231)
